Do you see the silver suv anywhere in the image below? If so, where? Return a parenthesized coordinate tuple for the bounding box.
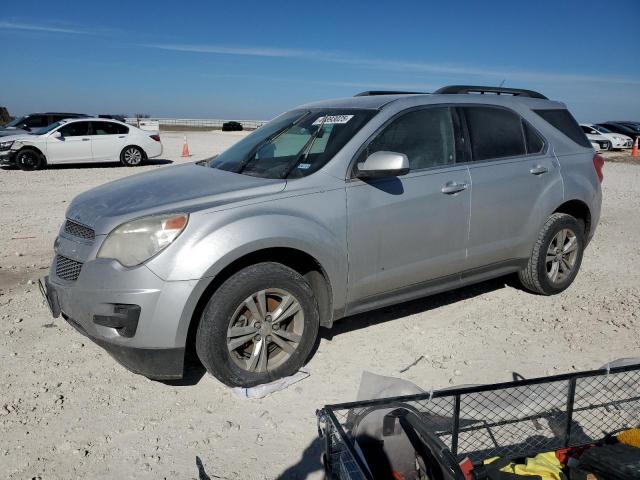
(40, 85, 604, 387)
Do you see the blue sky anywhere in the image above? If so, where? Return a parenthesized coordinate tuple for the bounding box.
(1, 0, 638, 122)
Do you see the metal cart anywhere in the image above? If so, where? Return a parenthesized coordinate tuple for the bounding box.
(317, 363, 640, 479)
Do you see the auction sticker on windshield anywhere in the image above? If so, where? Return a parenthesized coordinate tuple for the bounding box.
(312, 115, 354, 125)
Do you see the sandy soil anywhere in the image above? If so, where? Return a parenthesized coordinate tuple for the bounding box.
(1, 133, 639, 479)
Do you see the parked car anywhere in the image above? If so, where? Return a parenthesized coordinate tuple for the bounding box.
(595, 122, 640, 141)
(0, 112, 88, 137)
(582, 124, 633, 149)
(40, 85, 603, 387)
(579, 125, 611, 151)
(222, 121, 243, 131)
(0, 118, 162, 170)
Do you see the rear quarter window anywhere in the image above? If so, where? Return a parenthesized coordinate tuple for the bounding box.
(533, 109, 591, 148)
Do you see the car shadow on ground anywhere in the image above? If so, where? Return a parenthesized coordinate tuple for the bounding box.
(320, 275, 513, 341)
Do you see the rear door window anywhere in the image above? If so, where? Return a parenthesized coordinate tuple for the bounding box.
(533, 109, 591, 148)
(364, 107, 456, 170)
(91, 121, 120, 135)
(463, 106, 526, 161)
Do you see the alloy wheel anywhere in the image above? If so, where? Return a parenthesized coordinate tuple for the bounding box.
(123, 148, 142, 165)
(226, 288, 304, 373)
(546, 228, 579, 284)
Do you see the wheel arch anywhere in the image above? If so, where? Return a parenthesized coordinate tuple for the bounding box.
(181, 246, 334, 360)
(16, 145, 47, 161)
(553, 199, 591, 237)
(121, 144, 147, 160)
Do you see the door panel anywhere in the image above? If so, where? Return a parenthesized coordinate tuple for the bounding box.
(466, 155, 562, 268)
(346, 166, 471, 303)
(46, 121, 92, 164)
(461, 106, 564, 269)
(344, 106, 471, 306)
(90, 121, 127, 162)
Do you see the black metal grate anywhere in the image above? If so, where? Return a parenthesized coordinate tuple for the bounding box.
(55, 255, 83, 281)
(318, 364, 640, 479)
(64, 219, 95, 240)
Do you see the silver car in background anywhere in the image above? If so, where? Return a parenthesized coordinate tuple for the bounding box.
(40, 85, 604, 387)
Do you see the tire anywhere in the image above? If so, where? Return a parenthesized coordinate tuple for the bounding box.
(120, 146, 145, 166)
(196, 262, 320, 387)
(518, 213, 585, 295)
(16, 149, 45, 171)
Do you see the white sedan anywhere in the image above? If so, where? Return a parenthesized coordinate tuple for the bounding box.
(0, 118, 163, 170)
(581, 123, 633, 150)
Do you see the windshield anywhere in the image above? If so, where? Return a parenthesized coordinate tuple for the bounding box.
(4, 116, 26, 128)
(594, 125, 611, 134)
(210, 108, 376, 178)
(33, 121, 64, 135)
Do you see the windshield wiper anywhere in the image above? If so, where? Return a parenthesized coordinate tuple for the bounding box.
(280, 115, 328, 179)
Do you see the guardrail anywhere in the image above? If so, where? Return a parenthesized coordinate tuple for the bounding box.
(125, 117, 269, 130)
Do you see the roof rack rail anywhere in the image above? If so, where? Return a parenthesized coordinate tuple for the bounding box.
(434, 85, 548, 99)
(354, 90, 428, 97)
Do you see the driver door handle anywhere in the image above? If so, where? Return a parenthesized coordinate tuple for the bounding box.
(441, 181, 468, 195)
(530, 165, 548, 175)
(82, 138, 91, 141)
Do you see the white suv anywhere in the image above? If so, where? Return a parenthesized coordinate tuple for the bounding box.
(0, 118, 163, 170)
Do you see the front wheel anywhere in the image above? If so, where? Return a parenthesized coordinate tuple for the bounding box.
(16, 149, 45, 171)
(518, 213, 585, 295)
(120, 146, 145, 166)
(196, 262, 320, 387)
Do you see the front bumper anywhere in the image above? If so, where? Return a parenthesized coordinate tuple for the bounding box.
(40, 253, 197, 379)
(0, 150, 16, 165)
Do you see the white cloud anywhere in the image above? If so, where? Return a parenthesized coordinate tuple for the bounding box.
(145, 42, 640, 87)
(0, 20, 89, 34)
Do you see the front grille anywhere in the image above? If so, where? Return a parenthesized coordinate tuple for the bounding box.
(64, 219, 95, 240)
(55, 255, 83, 282)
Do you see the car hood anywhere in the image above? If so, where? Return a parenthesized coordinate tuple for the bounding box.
(0, 129, 30, 138)
(66, 163, 287, 234)
(0, 133, 36, 142)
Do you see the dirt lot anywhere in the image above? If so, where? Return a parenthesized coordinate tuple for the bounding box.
(1, 132, 639, 479)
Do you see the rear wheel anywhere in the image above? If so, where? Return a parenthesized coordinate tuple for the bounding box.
(518, 213, 585, 295)
(120, 146, 145, 166)
(196, 262, 320, 387)
(16, 149, 45, 171)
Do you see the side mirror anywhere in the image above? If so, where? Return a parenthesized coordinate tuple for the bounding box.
(356, 151, 409, 179)
(20, 124, 31, 131)
(51, 131, 62, 139)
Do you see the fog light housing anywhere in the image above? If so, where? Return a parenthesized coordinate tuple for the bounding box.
(93, 304, 141, 338)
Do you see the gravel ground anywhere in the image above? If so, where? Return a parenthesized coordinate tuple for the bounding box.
(1, 133, 639, 479)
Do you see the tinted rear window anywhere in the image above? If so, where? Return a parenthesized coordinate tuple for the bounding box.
(464, 106, 526, 161)
(533, 109, 591, 148)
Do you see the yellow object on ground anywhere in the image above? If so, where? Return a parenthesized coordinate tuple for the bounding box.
(617, 428, 640, 448)
(485, 452, 564, 479)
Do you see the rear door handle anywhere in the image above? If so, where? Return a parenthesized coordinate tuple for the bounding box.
(118, 135, 126, 138)
(441, 181, 468, 195)
(530, 165, 548, 175)
(82, 138, 91, 141)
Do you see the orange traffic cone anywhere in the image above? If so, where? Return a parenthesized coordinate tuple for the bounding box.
(181, 136, 190, 158)
(632, 137, 639, 158)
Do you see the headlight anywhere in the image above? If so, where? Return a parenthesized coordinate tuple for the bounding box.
(0, 140, 14, 151)
(97, 213, 189, 267)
